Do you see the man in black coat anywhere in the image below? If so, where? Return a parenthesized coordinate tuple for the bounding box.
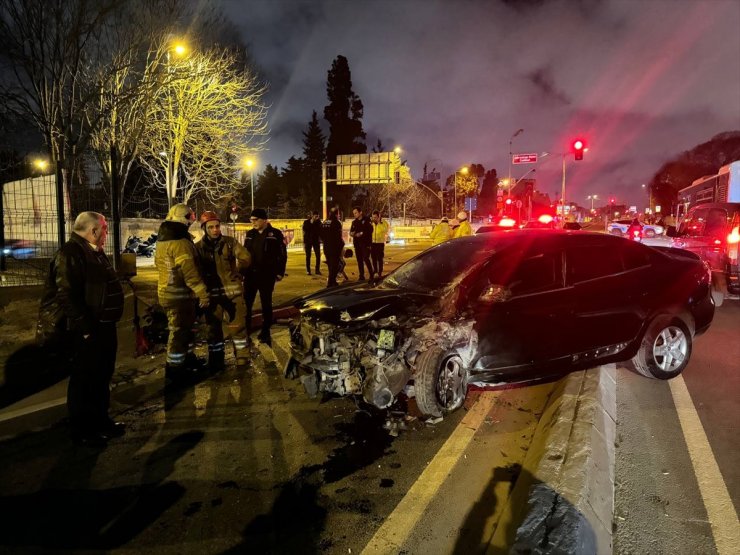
(243, 208, 287, 346)
(350, 206, 374, 280)
(302, 211, 322, 275)
(321, 207, 344, 287)
(39, 212, 125, 447)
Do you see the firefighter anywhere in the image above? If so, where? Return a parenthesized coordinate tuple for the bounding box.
(154, 203, 209, 381)
(453, 210, 473, 238)
(195, 211, 252, 371)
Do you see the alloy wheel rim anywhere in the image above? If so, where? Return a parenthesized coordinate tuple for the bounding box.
(436, 354, 466, 410)
(652, 326, 688, 372)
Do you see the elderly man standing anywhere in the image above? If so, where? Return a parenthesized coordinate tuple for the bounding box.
(155, 203, 209, 381)
(195, 211, 251, 371)
(40, 212, 124, 447)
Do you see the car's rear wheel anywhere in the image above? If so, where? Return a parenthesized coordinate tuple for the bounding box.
(414, 347, 468, 417)
(632, 316, 692, 379)
(610, 228, 623, 236)
(645, 229, 656, 238)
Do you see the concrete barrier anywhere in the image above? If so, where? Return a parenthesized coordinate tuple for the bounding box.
(489, 365, 616, 554)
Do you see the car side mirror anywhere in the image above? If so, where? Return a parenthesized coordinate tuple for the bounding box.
(479, 284, 512, 304)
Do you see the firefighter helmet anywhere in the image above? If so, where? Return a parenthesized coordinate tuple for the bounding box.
(199, 210, 220, 227)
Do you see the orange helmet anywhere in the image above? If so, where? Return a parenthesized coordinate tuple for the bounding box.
(199, 210, 220, 227)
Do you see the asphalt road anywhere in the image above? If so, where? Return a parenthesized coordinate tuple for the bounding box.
(614, 300, 740, 554)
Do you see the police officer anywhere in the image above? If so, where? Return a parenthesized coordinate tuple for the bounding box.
(154, 203, 209, 380)
(453, 210, 473, 238)
(195, 211, 252, 371)
(350, 206, 374, 280)
(243, 208, 287, 346)
(321, 206, 344, 287)
(302, 211, 322, 275)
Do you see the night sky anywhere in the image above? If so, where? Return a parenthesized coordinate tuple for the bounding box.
(223, 0, 740, 209)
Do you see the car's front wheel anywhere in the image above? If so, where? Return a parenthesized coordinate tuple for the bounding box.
(414, 347, 468, 417)
(645, 229, 656, 238)
(632, 316, 692, 379)
(610, 228, 623, 236)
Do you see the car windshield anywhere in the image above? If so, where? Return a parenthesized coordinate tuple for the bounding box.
(383, 237, 500, 292)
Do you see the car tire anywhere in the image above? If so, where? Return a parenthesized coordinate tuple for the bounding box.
(645, 229, 656, 238)
(632, 316, 692, 380)
(414, 346, 468, 417)
(610, 228, 623, 236)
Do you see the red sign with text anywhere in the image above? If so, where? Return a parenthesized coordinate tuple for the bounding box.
(513, 153, 538, 164)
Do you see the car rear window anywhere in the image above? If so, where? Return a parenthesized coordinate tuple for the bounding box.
(621, 242, 651, 270)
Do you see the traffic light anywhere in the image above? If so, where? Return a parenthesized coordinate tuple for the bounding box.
(573, 139, 585, 161)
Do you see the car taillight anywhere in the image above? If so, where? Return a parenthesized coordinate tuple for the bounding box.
(728, 226, 740, 245)
(728, 226, 740, 263)
(538, 214, 554, 224)
(632, 230, 641, 237)
(499, 217, 516, 227)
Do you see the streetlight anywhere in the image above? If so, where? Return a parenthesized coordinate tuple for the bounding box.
(163, 38, 189, 206)
(244, 158, 255, 212)
(587, 194, 598, 212)
(508, 128, 524, 200)
(33, 159, 48, 173)
(454, 166, 468, 215)
(641, 183, 652, 212)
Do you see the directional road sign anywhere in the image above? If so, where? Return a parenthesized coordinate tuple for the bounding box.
(513, 153, 538, 164)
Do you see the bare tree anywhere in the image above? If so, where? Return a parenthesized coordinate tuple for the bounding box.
(138, 45, 269, 206)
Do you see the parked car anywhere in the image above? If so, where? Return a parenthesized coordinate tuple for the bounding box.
(609, 219, 664, 237)
(0, 239, 36, 259)
(671, 202, 740, 296)
(285, 231, 714, 417)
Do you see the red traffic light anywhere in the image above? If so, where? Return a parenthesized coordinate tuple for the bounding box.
(505, 198, 512, 205)
(572, 139, 586, 160)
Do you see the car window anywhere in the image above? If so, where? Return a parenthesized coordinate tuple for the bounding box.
(705, 208, 728, 237)
(680, 207, 708, 237)
(621, 242, 651, 270)
(480, 250, 563, 297)
(567, 245, 623, 284)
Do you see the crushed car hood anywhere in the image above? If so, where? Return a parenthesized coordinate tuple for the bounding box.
(293, 282, 440, 326)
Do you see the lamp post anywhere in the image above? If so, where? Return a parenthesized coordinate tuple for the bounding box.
(641, 183, 652, 213)
(587, 194, 598, 212)
(245, 158, 255, 212)
(508, 128, 524, 201)
(164, 39, 188, 207)
(454, 166, 468, 215)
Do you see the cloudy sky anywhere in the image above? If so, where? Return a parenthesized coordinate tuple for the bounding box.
(223, 0, 740, 209)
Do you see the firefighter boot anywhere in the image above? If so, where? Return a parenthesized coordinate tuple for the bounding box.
(209, 350, 225, 374)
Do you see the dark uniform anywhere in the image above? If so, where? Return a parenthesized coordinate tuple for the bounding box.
(321, 209, 344, 287)
(40, 230, 124, 443)
(350, 212, 374, 279)
(244, 222, 287, 344)
(302, 214, 322, 275)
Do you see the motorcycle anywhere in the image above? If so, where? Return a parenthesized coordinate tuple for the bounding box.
(123, 235, 143, 254)
(123, 234, 158, 257)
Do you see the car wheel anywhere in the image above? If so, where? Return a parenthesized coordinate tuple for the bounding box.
(414, 347, 468, 417)
(645, 229, 656, 238)
(632, 316, 692, 379)
(610, 228, 622, 236)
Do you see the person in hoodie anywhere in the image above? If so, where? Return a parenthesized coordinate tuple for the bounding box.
(243, 208, 287, 347)
(195, 211, 252, 371)
(39, 211, 124, 447)
(154, 203, 209, 381)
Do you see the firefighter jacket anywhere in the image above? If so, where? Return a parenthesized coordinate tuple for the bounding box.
(195, 234, 251, 299)
(371, 220, 389, 243)
(38, 232, 124, 339)
(453, 220, 473, 238)
(244, 224, 287, 279)
(430, 222, 451, 245)
(154, 220, 208, 307)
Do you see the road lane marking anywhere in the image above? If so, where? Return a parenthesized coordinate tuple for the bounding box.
(360, 393, 499, 555)
(669, 375, 740, 555)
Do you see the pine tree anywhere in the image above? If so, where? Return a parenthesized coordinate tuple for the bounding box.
(324, 55, 367, 161)
(301, 111, 326, 211)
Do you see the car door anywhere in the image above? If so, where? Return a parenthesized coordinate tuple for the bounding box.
(467, 241, 573, 380)
(566, 236, 647, 356)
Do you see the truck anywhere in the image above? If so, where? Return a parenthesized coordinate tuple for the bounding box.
(673, 161, 740, 298)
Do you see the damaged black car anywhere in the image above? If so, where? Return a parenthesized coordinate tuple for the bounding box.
(285, 231, 715, 417)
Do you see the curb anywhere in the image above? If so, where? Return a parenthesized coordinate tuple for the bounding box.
(489, 365, 616, 554)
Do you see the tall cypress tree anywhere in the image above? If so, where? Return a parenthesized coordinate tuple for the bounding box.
(324, 55, 367, 213)
(301, 110, 326, 210)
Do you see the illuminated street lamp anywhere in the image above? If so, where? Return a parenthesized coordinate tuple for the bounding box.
(587, 194, 598, 212)
(244, 158, 255, 212)
(163, 38, 189, 206)
(454, 166, 469, 215)
(33, 159, 49, 173)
